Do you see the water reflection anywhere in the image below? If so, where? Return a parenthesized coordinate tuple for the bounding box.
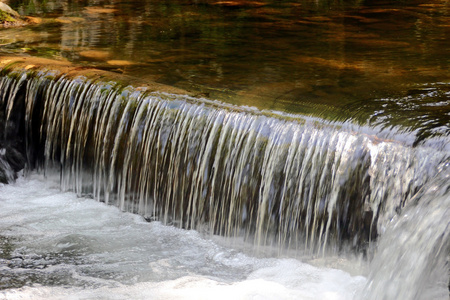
(2, 0, 450, 142)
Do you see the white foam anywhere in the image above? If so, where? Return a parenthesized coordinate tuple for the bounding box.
(0, 174, 366, 300)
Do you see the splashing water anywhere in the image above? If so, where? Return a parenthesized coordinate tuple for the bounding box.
(0, 175, 366, 300)
(360, 162, 449, 300)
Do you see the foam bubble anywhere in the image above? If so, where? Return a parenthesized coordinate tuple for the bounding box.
(0, 175, 366, 299)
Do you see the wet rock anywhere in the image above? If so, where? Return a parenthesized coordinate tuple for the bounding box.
(0, 2, 48, 27)
(0, 2, 19, 18)
(4, 145, 25, 172)
(84, 6, 118, 14)
(0, 2, 22, 26)
(107, 60, 135, 66)
(23, 16, 42, 24)
(0, 144, 25, 183)
(79, 50, 111, 60)
(0, 149, 15, 184)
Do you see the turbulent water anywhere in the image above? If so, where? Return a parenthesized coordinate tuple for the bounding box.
(0, 174, 367, 300)
(360, 163, 449, 300)
(0, 67, 449, 299)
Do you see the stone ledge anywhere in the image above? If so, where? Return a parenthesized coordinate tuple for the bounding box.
(0, 56, 194, 96)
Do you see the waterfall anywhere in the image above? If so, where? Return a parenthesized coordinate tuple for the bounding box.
(360, 161, 449, 299)
(0, 67, 448, 256)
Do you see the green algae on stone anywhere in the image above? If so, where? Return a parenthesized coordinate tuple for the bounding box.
(0, 2, 25, 27)
(0, 9, 16, 23)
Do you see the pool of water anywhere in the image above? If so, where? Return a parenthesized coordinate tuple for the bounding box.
(2, 0, 449, 130)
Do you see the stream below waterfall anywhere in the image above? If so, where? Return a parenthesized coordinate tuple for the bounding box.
(0, 171, 448, 300)
(0, 174, 367, 300)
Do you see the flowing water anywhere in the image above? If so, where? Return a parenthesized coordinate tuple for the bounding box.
(0, 174, 368, 300)
(0, 65, 448, 299)
(0, 0, 449, 299)
(360, 162, 449, 300)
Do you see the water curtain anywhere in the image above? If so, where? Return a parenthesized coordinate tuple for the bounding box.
(0, 67, 447, 255)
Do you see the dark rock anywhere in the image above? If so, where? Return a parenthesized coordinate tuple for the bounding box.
(0, 150, 15, 184)
(4, 146, 25, 172)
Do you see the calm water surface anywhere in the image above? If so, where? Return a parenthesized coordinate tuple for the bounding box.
(2, 0, 449, 134)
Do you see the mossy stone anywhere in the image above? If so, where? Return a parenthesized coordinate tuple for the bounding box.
(0, 9, 16, 23)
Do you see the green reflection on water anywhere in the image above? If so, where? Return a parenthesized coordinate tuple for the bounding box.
(3, 0, 450, 138)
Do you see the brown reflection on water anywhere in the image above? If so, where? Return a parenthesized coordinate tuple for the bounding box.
(2, 0, 450, 127)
